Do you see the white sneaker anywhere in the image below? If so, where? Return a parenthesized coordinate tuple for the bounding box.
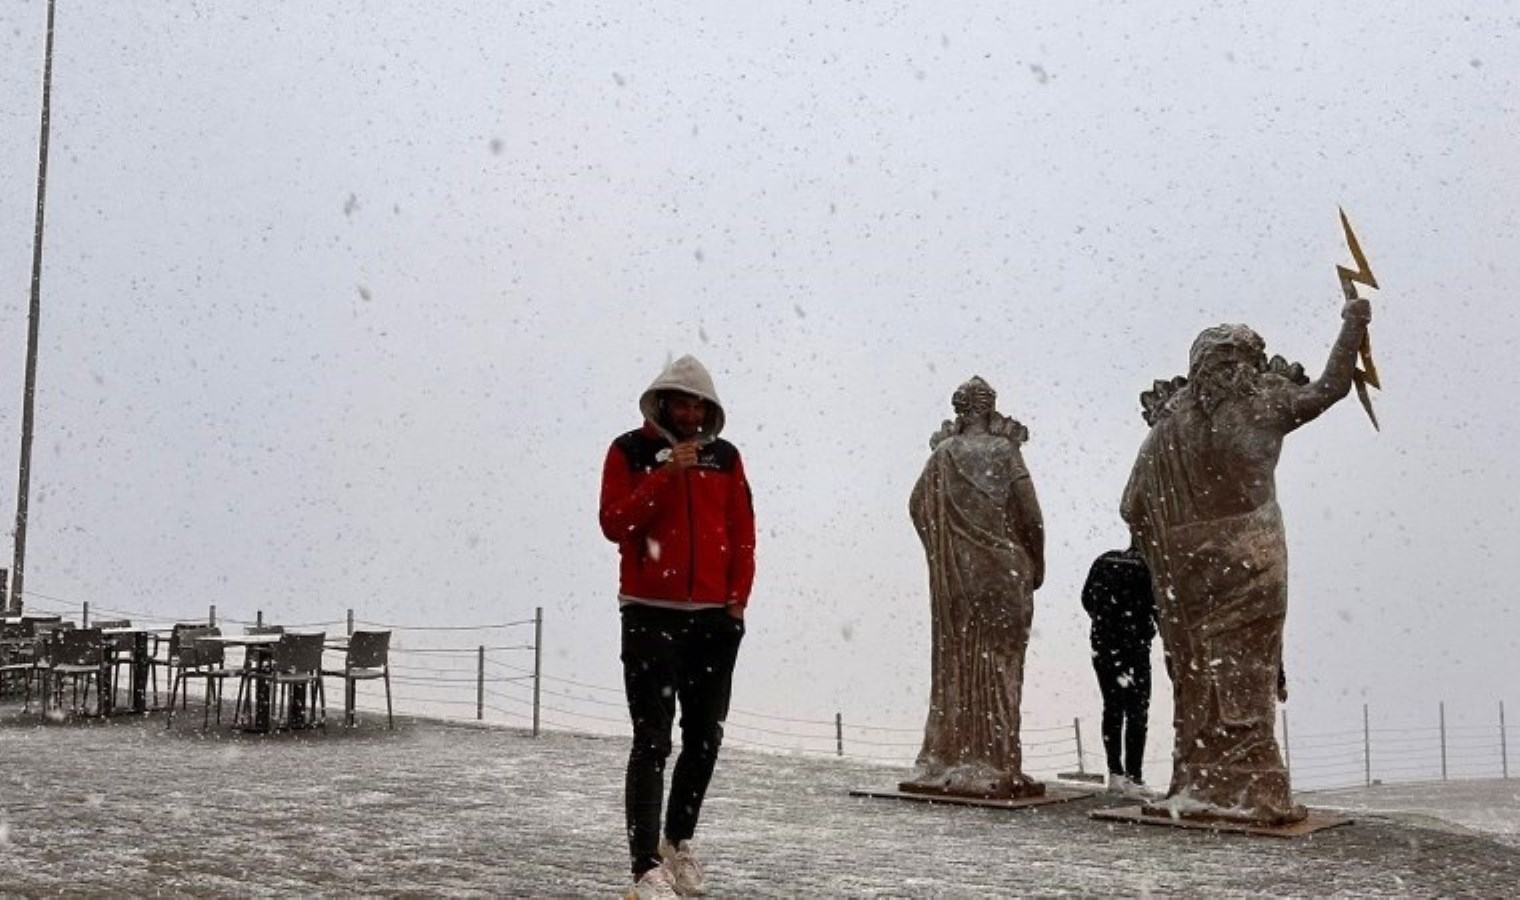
(625, 865, 680, 900)
(659, 838, 706, 896)
(1107, 773, 1129, 794)
(1122, 778, 1157, 800)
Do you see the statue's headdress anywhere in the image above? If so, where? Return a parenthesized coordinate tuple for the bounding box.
(951, 376, 996, 416)
(932, 375, 1028, 448)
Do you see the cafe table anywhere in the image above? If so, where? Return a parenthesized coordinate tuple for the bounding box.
(97, 626, 163, 715)
(193, 633, 323, 733)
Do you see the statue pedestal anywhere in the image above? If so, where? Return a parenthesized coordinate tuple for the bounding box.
(849, 786, 1091, 811)
(1090, 804, 1353, 837)
(897, 777, 1046, 801)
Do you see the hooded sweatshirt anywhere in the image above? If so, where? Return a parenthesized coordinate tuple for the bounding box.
(599, 356, 756, 610)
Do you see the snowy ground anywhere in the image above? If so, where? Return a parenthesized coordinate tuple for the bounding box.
(3, 701, 1519, 898)
(1305, 780, 1520, 849)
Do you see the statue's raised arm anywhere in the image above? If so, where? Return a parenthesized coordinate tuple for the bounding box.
(1271, 297, 1372, 432)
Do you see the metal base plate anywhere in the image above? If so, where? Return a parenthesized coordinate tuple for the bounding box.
(1090, 804, 1355, 837)
(850, 787, 1094, 810)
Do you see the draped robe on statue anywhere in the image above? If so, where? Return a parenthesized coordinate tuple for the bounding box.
(905, 430, 1042, 799)
(1122, 402, 1303, 823)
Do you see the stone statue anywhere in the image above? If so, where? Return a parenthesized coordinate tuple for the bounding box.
(1120, 297, 1372, 824)
(902, 376, 1046, 800)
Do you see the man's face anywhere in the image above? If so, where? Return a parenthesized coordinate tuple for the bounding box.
(664, 393, 708, 440)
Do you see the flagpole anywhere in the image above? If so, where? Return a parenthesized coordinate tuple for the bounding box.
(10, 0, 59, 615)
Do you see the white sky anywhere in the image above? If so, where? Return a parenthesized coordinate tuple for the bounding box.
(2, 1, 1517, 763)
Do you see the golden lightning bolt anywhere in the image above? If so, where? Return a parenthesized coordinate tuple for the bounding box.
(1337, 207, 1380, 430)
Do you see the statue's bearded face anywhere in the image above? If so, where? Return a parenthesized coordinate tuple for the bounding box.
(1188, 326, 1267, 412)
(1197, 353, 1263, 404)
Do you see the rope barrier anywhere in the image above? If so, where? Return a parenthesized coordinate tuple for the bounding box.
(357, 618, 537, 631)
(11, 591, 1516, 787)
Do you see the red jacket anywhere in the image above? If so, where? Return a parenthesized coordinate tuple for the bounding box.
(599, 423, 756, 608)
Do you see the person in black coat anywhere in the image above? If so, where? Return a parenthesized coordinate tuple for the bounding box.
(1081, 542, 1158, 793)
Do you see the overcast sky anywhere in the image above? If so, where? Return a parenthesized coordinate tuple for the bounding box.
(2, 1, 1517, 769)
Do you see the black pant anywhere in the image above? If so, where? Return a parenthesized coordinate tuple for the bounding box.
(1092, 644, 1151, 780)
(621, 604, 745, 877)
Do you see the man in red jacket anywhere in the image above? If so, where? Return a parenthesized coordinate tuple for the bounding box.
(600, 355, 754, 900)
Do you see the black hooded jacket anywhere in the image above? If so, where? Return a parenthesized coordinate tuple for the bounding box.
(1081, 547, 1157, 650)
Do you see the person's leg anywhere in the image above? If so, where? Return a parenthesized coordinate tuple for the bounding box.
(622, 606, 680, 877)
(665, 609, 744, 843)
(1123, 652, 1152, 782)
(1093, 645, 1125, 775)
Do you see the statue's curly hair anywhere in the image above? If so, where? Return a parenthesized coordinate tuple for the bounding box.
(1140, 354, 1307, 427)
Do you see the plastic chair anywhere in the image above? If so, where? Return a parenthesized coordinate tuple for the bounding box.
(1, 621, 36, 698)
(242, 632, 326, 730)
(322, 630, 393, 728)
(148, 622, 210, 708)
(165, 627, 241, 731)
(44, 627, 104, 715)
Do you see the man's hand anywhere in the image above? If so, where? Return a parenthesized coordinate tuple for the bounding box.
(668, 442, 699, 471)
(725, 605, 745, 620)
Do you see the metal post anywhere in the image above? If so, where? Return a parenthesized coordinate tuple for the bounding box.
(81, 601, 88, 627)
(532, 606, 543, 737)
(208, 604, 216, 627)
(346, 608, 354, 636)
(1502, 701, 1509, 779)
(835, 712, 843, 757)
(1363, 703, 1372, 786)
(1281, 708, 1291, 778)
(1073, 717, 1085, 774)
(1440, 702, 1448, 781)
(476, 646, 485, 721)
(256, 610, 263, 628)
(9, 0, 59, 616)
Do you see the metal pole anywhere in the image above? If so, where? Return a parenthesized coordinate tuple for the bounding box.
(1440, 702, 1447, 781)
(256, 610, 263, 628)
(1073, 717, 1085, 774)
(1363, 703, 1372, 786)
(476, 646, 484, 721)
(81, 601, 88, 627)
(9, 0, 59, 616)
(1502, 701, 1509, 779)
(532, 606, 542, 737)
(346, 608, 354, 636)
(835, 712, 843, 757)
(1281, 708, 1291, 778)
(209, 604, 216, 627)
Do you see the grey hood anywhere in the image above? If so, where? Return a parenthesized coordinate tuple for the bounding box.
(638, 354, 726, 443)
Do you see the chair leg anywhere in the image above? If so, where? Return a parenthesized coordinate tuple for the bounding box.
(166, 673, 183, 728)
(384, 669, 393, 729)
(232, 674, 248, 726)
(202, 678, 213, 731)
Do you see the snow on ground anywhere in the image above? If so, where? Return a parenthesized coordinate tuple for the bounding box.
(1305, 780, 1520, 849)
(3, 702, 1519, 897)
